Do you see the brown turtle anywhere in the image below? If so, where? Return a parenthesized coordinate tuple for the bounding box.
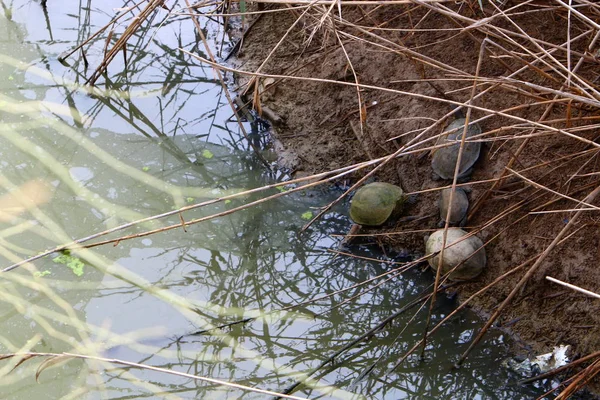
(431, 118, 482, 180)
(438, 187, 469, 227)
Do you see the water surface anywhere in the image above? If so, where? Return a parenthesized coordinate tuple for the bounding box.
(0, 2, 556, 399)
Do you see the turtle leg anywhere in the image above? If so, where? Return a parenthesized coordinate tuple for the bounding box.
(405, 193, 419, 205)
(340, 223, 361, 248)
(457, 168, 474, 183)
(396, 214, 435, 224)
(449, 105, 465, 119)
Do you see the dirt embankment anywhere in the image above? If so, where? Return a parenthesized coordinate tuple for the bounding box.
(230, 1, 600, 391)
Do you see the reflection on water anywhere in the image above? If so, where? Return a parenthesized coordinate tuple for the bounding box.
(0, 2, 556, 399)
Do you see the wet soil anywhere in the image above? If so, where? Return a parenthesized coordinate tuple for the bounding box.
(229, 2, 600, 391)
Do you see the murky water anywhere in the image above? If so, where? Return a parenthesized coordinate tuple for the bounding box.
(0, 2, 558, 399)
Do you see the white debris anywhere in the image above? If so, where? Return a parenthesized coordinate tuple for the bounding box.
(531, 345, 571, 373)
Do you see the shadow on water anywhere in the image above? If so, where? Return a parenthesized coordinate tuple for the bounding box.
(0, 1, 560, 399)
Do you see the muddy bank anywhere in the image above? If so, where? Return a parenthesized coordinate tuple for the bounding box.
(230, 2, 600, 393)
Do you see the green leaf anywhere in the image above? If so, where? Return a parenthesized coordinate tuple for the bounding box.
(224, 199, 232, 204)
(202, 149, 214, 159)
(276, 186, 289, 192)
(53, 254, 85, 277)
(142, 166, 150, 172)
(186, 197, 195, 203)
(34, 270, 51, 278)
(301, 211, 313, 220)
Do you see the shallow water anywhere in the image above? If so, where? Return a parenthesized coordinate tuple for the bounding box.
(0, 2, 557, 399)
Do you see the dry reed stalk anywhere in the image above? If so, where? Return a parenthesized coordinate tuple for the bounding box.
(36, 156, 383, 251)
(1, 158, 375, 273)
(274, 287, 445, 399)
(86, 0, 167, 86)
(392, 251, 536, 370)
(421, 33, 487, 358)
(467, 27, 597, 216)
(0, 352, 312, 400)
(183, 0, 270, 166)
(190, 255, 422, 335)
(521, 350, 600, 385)
(546, 276, 600, 300)
(249, 0, 451, 3)
(57, 0, 149, 63)
(555, 358, 600, 400)
(184, 54, 600, 149)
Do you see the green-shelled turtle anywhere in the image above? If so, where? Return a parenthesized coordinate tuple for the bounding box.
(349, 182, 405, 226)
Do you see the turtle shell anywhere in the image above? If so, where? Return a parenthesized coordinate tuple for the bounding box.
(425, 227, 486, 281)
(431, 118, 482, 180)
(439, 188, 469, 225)
(349, 182, 404, 226)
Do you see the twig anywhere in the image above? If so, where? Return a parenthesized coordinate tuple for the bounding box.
(555, 358, 600, 400)
(181, 51, 600, 150)
(421, 34, 486, 359)
(1, 163, 368, 273)
(86, 0, 166, 85)
(57, 1, 146, 62)
(0, 352, 311, 400)
(546, 276, 600, 300)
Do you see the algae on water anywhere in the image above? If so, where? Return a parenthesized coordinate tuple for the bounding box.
(53, 253, 85, 277)
(301, 211, 313, 220)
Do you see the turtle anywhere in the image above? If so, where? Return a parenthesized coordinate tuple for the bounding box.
(349, 182, 405, 226)
(438, 187, 469, 227)
(431, 118, 482, 180)
(424, 227, 486, 281)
